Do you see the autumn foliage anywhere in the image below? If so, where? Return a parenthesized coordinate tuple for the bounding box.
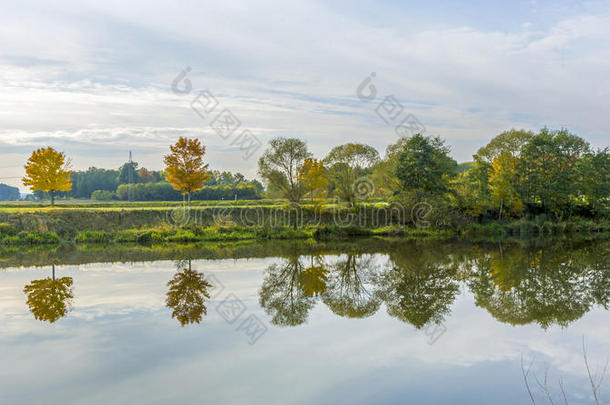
(164, 137, 211, 205)
(22, 147, 72, 206)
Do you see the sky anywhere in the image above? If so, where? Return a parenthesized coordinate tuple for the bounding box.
(1, 0, 610, 192)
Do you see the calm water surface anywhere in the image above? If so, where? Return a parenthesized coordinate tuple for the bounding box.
(0, 239, 608, 404)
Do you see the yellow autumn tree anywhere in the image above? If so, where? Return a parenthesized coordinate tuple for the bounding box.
(22, 147, 72, 206)
(489, 151, 523, 219)
(298, 158, 329, 203)
(164, 137, 211, 206)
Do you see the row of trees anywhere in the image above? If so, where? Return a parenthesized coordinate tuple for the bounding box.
(22, 139, 263, 205)
(20, 129, 608, 217)
(257, 129, 609, 219)
(259, 139, 380, 203)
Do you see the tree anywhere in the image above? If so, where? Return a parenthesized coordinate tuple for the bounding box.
(475, 129, 534, 163)
(164, 137, 211, 206)
(489, 151, 523, 219)
(70, 167, 120, 199)
(324, 143, 379, 202)
(577, 148, 610, 216)
(23, 265, 74, 323)
(371, 138, 408, 197)
(258, 137, 311, 202)
(298, 158, 329, 203)
(118, 161, 139, 184)
(395, 134, 456, 194)
(468, 129, 534, 213)
(22, 147, 72, 206)
(519, 128, 590, 218)
(166, 259, 212, 326)
(137, 168, 155, 183)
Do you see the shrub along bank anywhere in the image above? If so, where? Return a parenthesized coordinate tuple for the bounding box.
(0, 205, 608, 245)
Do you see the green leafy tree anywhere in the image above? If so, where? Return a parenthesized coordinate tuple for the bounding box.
(324, 143, 379, 202)
(395, 134, 457, 194)
(519, 128, 590, 218)
(258, 137, 311, 202)
(577, 148, 610, 216)
(370, 138, 408, 197)
(475, 129, 534, 163)
(118, 162, 140, 184)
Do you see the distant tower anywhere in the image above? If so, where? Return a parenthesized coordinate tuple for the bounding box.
(128, 151, 134, 202)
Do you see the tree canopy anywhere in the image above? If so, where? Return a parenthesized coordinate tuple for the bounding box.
(164, 137, 212, 206)
(258, 137, 311, 202)
(22, 147, 72, 206)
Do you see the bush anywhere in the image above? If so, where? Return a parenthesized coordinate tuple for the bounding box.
(2, 231, 62, 245)
(75, 231, 112, 243)
(91, 190, 117, 201)
(314, 225, 371, 240)
(0, 222, 16, 236)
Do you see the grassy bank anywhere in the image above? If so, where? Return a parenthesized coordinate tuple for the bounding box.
(0, 202, 608, 245)
(0, 220, 608, 246)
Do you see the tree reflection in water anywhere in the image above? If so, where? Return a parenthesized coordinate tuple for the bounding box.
(322, 253, 380, 319)
(375, 245, 461, 329)
(258, 241, 608, 330)
(259, 253, 317, 327)
(23, 264, 74, 323)
(469, 242, 610, 328)
(166, 259, 212, 326)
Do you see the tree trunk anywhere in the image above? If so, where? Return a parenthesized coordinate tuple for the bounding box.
(499, 198, 503, 220)
(52, 264, 55, 280)
(51, 191, 55, 207)
(187, 192, 191, 207)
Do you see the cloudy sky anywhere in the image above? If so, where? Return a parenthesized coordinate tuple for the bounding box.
(1, 0, 609, 191)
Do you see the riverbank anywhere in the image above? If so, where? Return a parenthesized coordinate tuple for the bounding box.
(0, 202, 608, 245)
(0, 217, 608, 246)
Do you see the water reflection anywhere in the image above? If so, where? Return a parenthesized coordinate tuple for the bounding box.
(469, 243, 610, 328)
(23, 264, 74, 323)
(375, 246, 461, 329)
(259, 252, 316, 326)
(18, 239, 609, 330)
(322, 253, 380, 319)
(301, 255, 329, 298)
(256, 240, 609, 330)
(166, 259, 212, 326)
